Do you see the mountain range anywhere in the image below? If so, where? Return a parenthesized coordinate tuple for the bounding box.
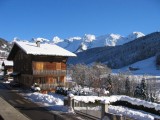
(68, 32, 160, 69)
(1, 31, 160, 73)
(0, 31, 145, 57)
(52, 32, 145, 53)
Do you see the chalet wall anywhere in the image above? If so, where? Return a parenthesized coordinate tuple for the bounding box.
(13, 50, 67, 75)
(12, 48, 68, 91)
(18, 75, 65, 90)
(13, 49, 32, 74)
(32, 55, 67, 63)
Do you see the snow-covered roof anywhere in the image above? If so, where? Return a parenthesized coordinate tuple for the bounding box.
(2, 60, 13, 66)
(13, 41, 77, 57)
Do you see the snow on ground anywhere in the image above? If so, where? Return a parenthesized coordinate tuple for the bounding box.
(109, 105, 160, 120)
(113, 57, 160, 76)
(74, 95, 160, 120)
(20, 92, 160, 119)
(21, 92, 73, 113)
(74, 95, 160, 111)
(0, 71, 3, 76)
(3, 81, 10, 83)
(28, 92, 63, 105)
(74, 105, 160, 120)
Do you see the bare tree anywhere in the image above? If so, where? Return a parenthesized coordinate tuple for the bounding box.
(129, 76, 138, 97)
(70, 64, 88, 87)
(70, 63, 111, 90)
(90, 63, 111, 89)
(146, 76, 158, 102)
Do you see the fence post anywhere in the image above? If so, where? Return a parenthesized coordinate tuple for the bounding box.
(63, 97, 68, 106)
(116, 114, 123, 120)
(68, 93, 74, 110)
(101, 100, 109, 119)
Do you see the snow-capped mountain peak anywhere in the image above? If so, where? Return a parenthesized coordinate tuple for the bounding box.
(52, 36, 63, 43)
(92, 33, 123, 47)
(109, 33, 122, 39)
(126, 32, 145, 40)
(13, 37, 20, 42)
(9, 32, 144, 53)
(52, 32, 145, 53)
(32, 38, 50, 43)
(68, 37, 81, 42)
(83, 34, 96, 42)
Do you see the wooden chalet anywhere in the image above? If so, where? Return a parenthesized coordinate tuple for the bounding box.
(2, 60, 13, 80)
(7, 41, 76, 91)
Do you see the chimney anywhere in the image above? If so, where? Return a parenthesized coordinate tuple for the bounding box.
(36, 41, 40, 47)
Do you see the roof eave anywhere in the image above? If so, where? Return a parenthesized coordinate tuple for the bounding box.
(7, 42, 15, 60)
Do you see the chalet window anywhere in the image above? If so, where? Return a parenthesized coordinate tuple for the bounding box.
(44, 62, 56, 70)
(35, 62, 44, 70)
(56, 63, 61, 70)
(61, 63, 66, 70)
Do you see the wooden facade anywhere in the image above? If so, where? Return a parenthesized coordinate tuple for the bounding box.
(8, 43, 70, 91)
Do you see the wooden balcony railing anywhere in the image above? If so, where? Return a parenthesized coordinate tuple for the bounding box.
(33, 70, 66, 75)
(39, 83, 65, 90)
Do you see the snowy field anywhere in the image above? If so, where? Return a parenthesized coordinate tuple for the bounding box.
(113, 57, 160, 76)
(20, 92, 160, 120)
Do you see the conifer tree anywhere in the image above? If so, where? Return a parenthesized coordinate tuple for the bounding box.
(140, 77, 147, 99)
(106, 74, 112, 94)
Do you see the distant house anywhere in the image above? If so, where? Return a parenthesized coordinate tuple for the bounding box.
(2, 60, 13, 80)
(7, 41, 76, 91)
(0, 56, 7, 61)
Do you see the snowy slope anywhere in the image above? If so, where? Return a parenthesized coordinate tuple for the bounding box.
(113, 57, 160, 76)
(91, 34, 123, 48)
(52, 32, 145, 53)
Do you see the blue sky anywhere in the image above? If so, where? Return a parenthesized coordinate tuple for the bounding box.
(0, 0, 160, 41)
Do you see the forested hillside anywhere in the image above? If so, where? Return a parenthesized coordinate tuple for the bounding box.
(68, 32, 160, 69)
(0, 38, 12, 57)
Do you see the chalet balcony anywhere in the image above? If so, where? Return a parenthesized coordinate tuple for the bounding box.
(39, 83, 65, 90)
(33, 70, 66, 76)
